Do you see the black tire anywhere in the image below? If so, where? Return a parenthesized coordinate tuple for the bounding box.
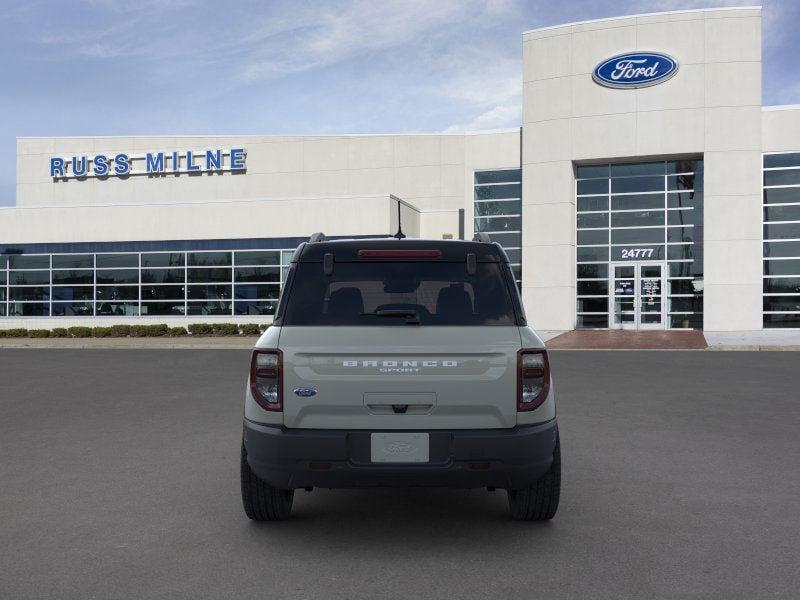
(507, 434, 561, 521)
(240, 443, 294, 521)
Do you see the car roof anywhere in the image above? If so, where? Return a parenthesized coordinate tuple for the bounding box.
(293, 237, 509, 263)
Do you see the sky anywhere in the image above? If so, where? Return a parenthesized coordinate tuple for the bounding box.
(1, 0, 798, 206)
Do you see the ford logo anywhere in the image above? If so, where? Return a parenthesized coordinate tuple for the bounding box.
(293, 387, 317, 397)
(593, 52, 678, 89)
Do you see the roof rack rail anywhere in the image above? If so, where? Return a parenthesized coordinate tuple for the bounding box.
(472, 232, 492, 243)
(309, 232, 326, 243)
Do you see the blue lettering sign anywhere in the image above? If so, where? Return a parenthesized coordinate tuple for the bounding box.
(186, 150, 200, 172)
(50, 157, 65, 177)
(205, 149, 222, 170)
(146, 152, 165, 173)
(593, 52, 678, 89)
(114, 153, 130, 175)
(230, 148, 246, 170)
(72, 156, 88, 177)
(171, 151, 180, 171)
(93, 154, 109, 176)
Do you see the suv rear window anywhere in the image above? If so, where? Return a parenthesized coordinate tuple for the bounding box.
(282, 262, 518, 326)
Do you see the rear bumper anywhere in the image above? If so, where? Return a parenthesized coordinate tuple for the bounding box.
(242, 419, 558, 490)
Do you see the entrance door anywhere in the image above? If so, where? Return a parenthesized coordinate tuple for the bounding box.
(610, 262, 666, 330)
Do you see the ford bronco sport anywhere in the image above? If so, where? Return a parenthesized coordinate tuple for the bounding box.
(241, 234, 560, 521)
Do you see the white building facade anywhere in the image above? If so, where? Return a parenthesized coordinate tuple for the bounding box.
(3, 6, 800, 331)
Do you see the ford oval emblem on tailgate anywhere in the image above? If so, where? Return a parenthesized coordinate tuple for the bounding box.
(293, 387, 317, 397)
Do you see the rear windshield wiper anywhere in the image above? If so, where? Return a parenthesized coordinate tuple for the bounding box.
(361, 309, 420, 324)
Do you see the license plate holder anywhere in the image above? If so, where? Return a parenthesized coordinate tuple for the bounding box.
(370, 433, 429, 463)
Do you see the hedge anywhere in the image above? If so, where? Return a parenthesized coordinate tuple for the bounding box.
(0, 323, 270, 338)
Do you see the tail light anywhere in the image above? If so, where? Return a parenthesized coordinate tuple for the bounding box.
(250, 349, 283, 411)
(517, 349, 550, 411)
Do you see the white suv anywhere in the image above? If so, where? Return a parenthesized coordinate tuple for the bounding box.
(241, 235, 560, 520)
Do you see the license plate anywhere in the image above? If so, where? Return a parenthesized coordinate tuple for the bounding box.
(370, 433, 429, 463)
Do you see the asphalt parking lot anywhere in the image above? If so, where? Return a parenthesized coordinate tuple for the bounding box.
(1, 349, 798, 600)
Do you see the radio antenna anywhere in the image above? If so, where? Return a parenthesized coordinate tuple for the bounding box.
(394, 200, 406, 239)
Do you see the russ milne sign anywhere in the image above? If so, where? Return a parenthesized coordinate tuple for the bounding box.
(592, 52, 678, 89)
(49, 148, 246, 179)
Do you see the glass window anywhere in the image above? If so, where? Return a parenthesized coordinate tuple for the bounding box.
(669, 280, 701, 295)
(763, 296, 800, 312)
(235, 301, 277, 316)
(474, 200, 521, 217)
(474, 216, 521, 233)
(670, 314, 703, 329)
(611, 211, 664, 228)
(667, 160, 701, 174)
(187, 268, 231, 283)
(611, 176, 663, 194)
(0, 271, 5, 285)
(577, 281, 608, 295)
(9, 255, 49, 269)
(10, 287, 50, 301)
(669, 297, 703, 312)
(764, 241, 800, 258)
(474, 170, 520, 185)
(577, 230, 608, 245)
(96, 302, 139, 316)
(611, 228, 664, 245)
(481, 232, 520, 248)
(52, 286, 93, 301)
(10, 271, 50, 285)
(668, 191, 702, 209)
(141, 268, 184, 284)
(140, 302, 185, 316)
(234, 267, 280, 283)
(53, 270, 93, 284)
(764, 170, 800, 187)
(667, 209, 699, 226)
(187, 301, 232, 315)
(577, 314, 608, 328)
(141, 286, 185, 300)
(577, 179, 607, 195)
(764, 259, 800, 276)
(577, 247, 609, 262)
(188, 252, 232, 267)
(576, 165, 608, 179)
(96, 286, 139, 301)
(234, 285, 280, 300)
(0, 255, 6, 269)
(763, 314, 800, 327)
(667, 245, 695, 261)
(764, 223, 800, 240)
(96, 254, 138, 268)
(763, 188, 800, 204)
(611, 246, 665, 261)
(611, 194, 663, 211)
(763, 278, 800, 294)
(577, 197, 608, 212)
(504, 249, 521, 264)
(577, 213, 608, 229)
(577, 263, 608, 279)
(474, 184, 521, 200)
(764, 205, 800, 223)
(667, 174, 699, 191)
(187, 285, 232, 300)
(8, 302, 49, 316)
(52, 302, 94, 316)
(611, 162, 663, 177)
(669, 262, 697, 277)
(141, 253, 184, 268)
(234, 251, 280, 266)
(577, 298, 608, 312)
(52, 254, 93, 269)
(764, 153, 800, 168)
(96, 269, 138, 284)
(667, 227, 695, 244)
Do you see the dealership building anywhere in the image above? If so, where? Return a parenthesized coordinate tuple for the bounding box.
(2, 6, 800, 332)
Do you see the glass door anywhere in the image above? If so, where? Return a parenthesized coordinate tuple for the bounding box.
(610, 262, 666, 330)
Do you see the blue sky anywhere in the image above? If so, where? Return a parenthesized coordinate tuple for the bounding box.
(1, 0, 798, 206)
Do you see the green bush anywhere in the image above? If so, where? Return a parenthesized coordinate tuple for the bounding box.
(92, 327, 113, 338)
(51, 328, 70, 338)
(129, 325, 147, 337)
(67, 326, 92, 338)
(188, 323, 213, 336)
(168, 326, 188, 336)
(0, 330, 6, 338)
(2, 328, 27, 337)
(28, 329, 51, 338)
(109, 324, 132, 337)
(239, 323, 261, 336)
(212, 323, 239, 336)
(258, 324, 270, 333)
(145, 324, 169, 337)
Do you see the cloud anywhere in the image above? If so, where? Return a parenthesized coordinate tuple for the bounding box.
(442, 103, 521, 132)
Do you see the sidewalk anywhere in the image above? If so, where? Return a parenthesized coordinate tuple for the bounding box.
(540, 329, 800, 350)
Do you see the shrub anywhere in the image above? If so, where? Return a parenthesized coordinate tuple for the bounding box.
(145, 324, 169, 337)
(188, 323, 213, 336)
(6, 328, 28, 337)
(0, 330, 6, 338)
(92, 327, 113, 338)
(239, 323, 261, 336)
(28, 329, 51, 338)
(129, 325, 148, 337)
(67, 327, 92, 338)
(51, 328, 70, 338)
(212, 323, 239, 336)
(168, 326, 188, 336)
(109, 324, 132, 337)
(258, 324, 270, 333)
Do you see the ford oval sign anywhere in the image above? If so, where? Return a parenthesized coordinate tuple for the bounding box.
(293, 387, 317, 397)
(593, 52, 678, 89)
